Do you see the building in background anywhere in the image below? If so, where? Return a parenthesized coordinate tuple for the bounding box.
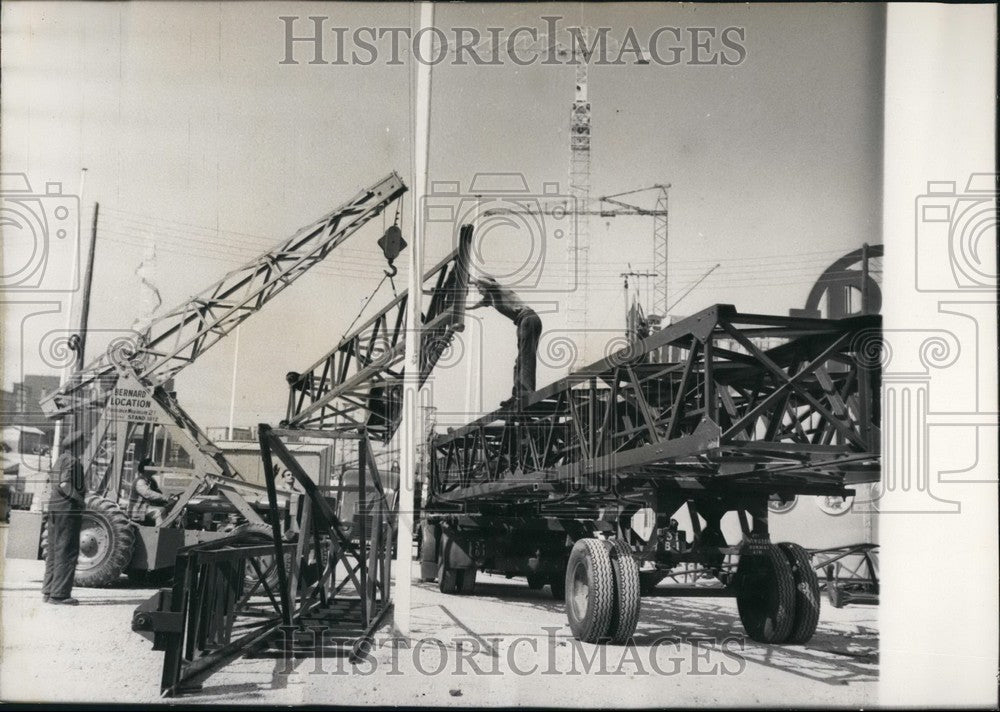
(0, 375, 60, 451)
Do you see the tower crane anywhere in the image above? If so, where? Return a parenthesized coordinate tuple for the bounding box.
(464, 28, 659, 369)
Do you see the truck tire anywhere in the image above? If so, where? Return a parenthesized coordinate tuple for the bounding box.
(735, 540, 795, 644)
(778, 542, 821, 644)
(459, 567, 477, 595)
(438, 564, 475, 595)
(565, 539, 616, 643)
(74, 495, 135, 587)
(419, 522, 440, 582)
(608, 539, 642, 644)
(438, 563, 461, 594)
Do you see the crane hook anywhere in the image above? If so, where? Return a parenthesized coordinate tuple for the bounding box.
(384, 260, 398, 278)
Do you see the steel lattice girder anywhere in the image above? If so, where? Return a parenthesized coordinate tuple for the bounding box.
(429, 304, 881, 507)
(284, 226, 473, 440)
(135, 424, 395, 696)
(41, 173, 407, 419)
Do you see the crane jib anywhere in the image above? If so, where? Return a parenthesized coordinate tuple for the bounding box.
(39, 172, 407, 418)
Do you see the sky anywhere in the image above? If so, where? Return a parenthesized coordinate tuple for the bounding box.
(1, 2, 884, 430)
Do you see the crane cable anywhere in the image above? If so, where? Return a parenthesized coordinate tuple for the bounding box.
(341, 198, 406, 339)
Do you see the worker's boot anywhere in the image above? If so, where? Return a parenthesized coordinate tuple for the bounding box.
(47, 597, 80, 606)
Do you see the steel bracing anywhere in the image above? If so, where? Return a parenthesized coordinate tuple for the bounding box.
(429, 305, 881, 510)
(284, 226, 473, 440)
(134, 424, 393, 696)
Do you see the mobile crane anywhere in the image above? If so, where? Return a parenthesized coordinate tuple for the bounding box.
(8, 173, 407, 586)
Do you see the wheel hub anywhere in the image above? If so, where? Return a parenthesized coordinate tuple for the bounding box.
(78, 516, 111, 566)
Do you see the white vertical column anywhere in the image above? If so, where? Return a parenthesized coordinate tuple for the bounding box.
(394, 0, 434, 637)
(880, 4, 996, 705)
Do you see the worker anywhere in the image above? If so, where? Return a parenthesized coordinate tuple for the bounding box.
(128, 458, 177, 524)
(469, 274, 543, 407)
(41, 427, 86, 605)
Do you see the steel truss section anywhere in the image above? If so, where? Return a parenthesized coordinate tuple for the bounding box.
(284, 225, 473, 440)
(134, 424, 394, 696)
(429, 304, 881, 511)
(811, 543, 879, 607)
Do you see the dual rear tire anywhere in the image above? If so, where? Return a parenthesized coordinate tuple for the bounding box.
(561, 537, 820, 646)
(736, 540, 820, 644)
(438, 563, 477, 594)
(564, 538, 641, 644)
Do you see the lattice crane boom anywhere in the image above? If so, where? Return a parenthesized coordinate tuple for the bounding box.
(41, 173, 407, 418)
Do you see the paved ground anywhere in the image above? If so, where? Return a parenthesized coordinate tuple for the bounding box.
(0, 526, 877, 706)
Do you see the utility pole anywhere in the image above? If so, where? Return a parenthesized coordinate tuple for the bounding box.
(620, 268, 657, 338)
(53, 169, 89, 459)
(75, 202, 99, 371)
(72, 199, 100, 442)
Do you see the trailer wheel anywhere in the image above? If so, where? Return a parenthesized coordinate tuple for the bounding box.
(778, 542, 821, 644)
(735, 540, 795, 644)
(565, 539, 616, 643)
(608, 539, 642, 644)
(526, 573, 544, 590)
(459, 567, 477, 595)
(419, 522, 440, 582)
(548, 575, 565, 599)
(437, 563, 462, 594)
(58, 495, 135, 588)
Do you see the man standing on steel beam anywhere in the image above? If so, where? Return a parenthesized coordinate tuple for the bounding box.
(469, 274, 543, 409)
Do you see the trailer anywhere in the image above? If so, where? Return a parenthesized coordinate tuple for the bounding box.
(420, 305, 881, 644)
